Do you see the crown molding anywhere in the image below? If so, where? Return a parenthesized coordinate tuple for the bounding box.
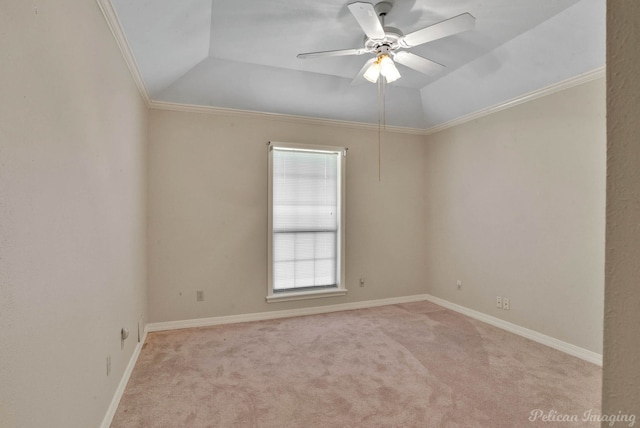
(149, 100, 427, 135)
(95, 0, 604, 138)
(96, 0, 150, 105)
(149, 65, 604, 136)
(423, 66, 606, 136)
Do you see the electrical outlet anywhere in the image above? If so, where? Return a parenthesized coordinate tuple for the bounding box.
(456, 280, 462, 290)
(196, 290, 204, 301)
(503, 298, 510, 310)
(496, 296, 502, 309)
(106, 355, 111, 376)
(359, 278, 365, 287)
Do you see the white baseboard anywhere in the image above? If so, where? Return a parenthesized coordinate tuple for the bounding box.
(422, 294, 602, 366)
(101, 296, 600, 426)
(146, 294, 432, 332)
(100, 327, 149, 428)
(146, 293, 601, 366)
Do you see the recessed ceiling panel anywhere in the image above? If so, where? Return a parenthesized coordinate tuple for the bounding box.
(112, 0, 211, 96)
(108, 0, 604, 128)
(206, 0, 581, 87)
(155, 57, 426, 128)
(420, 0, 605, 127)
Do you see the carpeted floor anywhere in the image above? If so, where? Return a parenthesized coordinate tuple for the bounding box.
(111, 301, 601, 427)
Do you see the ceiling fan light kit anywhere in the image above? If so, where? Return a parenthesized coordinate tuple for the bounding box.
(297, 1, 476, 85)
(363, 54, 401, 84)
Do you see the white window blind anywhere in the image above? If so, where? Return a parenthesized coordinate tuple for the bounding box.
(271, 147, 341, 292)
(267, 142, 347, 303)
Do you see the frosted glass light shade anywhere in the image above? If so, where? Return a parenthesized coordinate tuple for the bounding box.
(364, 55, 401, 84)
(379, 55, 401, 83)
(363, 62, 381, 83)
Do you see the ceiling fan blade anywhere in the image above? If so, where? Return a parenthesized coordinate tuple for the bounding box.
(350, 58, 376, 85)
(347, 2, 386, 40)
(401, 13, 475, 48)
(393, 51, 445, 76)
(297, 48, 369, 59)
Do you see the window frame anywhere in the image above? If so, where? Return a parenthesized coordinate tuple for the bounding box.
(267, 141, 347, 303)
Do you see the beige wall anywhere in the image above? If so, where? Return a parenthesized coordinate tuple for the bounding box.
(603, 0, 640, 418)
(1, 1, 614, 424)
(423, 78, 606, 353)
(148, 78, 607, 356)
(0, 1, 147, 427)
(148, 109, 427, 322)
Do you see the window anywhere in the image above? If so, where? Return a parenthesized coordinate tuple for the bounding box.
(267, 142, 347, 302)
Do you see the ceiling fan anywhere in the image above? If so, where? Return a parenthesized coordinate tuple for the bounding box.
(297, 1, 475, 84)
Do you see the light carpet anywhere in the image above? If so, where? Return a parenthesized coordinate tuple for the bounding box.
(111, 301, 601, 427)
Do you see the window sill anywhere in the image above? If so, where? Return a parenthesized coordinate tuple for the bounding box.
(266, 288, 348, 303)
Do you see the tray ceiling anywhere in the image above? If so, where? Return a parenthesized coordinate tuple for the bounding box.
(110, 0, 604, 129)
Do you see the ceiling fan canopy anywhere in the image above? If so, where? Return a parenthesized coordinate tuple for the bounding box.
(297, 1, 476, 84)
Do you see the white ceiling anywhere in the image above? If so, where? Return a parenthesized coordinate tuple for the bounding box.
(111, 0, 604, 129)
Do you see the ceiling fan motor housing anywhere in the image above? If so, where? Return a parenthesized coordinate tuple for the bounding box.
(364, 27, 403, 55)
(374, 2, 393, 18)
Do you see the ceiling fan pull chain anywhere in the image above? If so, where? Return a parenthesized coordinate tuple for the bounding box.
(383, 76, 387, 129)
(378, 77, 382, 182)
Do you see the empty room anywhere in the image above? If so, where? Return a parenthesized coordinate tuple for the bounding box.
(1, 0, 639, 427)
